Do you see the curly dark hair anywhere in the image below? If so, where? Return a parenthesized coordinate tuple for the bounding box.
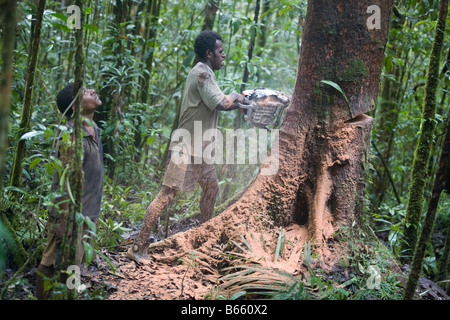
(194, 31, 222, 60)
(56, 83, 75, 117)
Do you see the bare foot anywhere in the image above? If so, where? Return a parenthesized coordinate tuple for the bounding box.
(126, 244, 151, 264)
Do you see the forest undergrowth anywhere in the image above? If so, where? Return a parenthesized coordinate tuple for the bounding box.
(1, 166, 448, 300)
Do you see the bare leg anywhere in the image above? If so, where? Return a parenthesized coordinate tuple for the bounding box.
(127, 186, 177, 263)
(198, 178, 219, 224)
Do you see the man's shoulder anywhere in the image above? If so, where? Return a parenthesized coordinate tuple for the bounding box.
(190, 62, 215, 84)
(191, 62, 213, 76)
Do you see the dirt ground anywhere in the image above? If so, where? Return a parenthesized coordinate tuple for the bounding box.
(81, 208, 350, 301)
(77, 211, 448, 301)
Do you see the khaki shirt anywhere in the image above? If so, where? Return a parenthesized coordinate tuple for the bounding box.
(163, 62, 225, 190)
(169, 62, 225, 160)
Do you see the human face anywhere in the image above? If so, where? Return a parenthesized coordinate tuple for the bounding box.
(82, 87, 102, 112)
(208, 40, 226, 71)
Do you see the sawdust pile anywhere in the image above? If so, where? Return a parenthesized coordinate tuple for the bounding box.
(101, 176, 343, 300)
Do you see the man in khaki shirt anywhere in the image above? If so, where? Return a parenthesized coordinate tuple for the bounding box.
(128, 31, 245, 263)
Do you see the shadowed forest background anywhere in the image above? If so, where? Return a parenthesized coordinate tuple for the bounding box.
(0, 0, 449, 300)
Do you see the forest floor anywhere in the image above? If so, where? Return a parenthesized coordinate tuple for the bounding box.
(77, 214, 449, 301)
(83, 222, 342, 300)
(1, 212, 448, 300)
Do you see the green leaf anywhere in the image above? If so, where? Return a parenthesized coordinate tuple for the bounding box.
(232, 20, 241, 35)
(51, 22, 70, 33)
(414, 20, 429, 27)
(30, 157, 42, 169)
(85, 24, 99, 34)
(320, 80, 350, 106)
(84, 216, 97, 232)
(320, 80, 345, 97)
(50, 12, 68, 22)
(83, 241, 93, 267)
(20, 130, 44, 141)
(230, 291, 247, 300)
(4, 186, 28, 195)
(66, 180, 75, 205)
(274, 228, 284, 262)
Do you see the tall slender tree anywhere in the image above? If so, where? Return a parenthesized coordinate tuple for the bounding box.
(139, 0, 162, 104)
(402, 0, 448, 262)
(9, 0, 47, 190)
(0, 0, 26, 269)
(240, 0, 260, 93)
(0, 0, 17, 194)
(403, 0, 448, 299)
(69, 0, 85, 254)
(202, 0, 220, 31)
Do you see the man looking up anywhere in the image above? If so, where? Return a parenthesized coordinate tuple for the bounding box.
(128, 31, 245, 263)
(35, 84, 104, 299)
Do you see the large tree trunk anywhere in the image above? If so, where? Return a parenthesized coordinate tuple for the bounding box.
(262, 0, 393, 242)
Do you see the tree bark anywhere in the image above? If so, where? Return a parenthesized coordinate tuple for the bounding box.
(0, 0, 17, 194)
(403, 0, 448, 298)
(139, 0, 161, 104)
(264, 0, 393, 241)
(9, 0, 46, 190)
(403, 0, 447, 262)
(3, 0, 44, 268)
(240, 0, 260, 93)
(58, 0, 85, 300)
(201, 0, 220, 31)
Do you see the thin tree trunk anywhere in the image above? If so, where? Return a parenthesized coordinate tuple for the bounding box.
(404, 82, 449, 300)
(403, 0, 447, 263)
(139, 0, 161, 104)
(9, 0, 46, 189)
(202, 0, 220, 31)
(437, 219, 449, 293)
(59, 0, 86, 300)
(2, 0, 44, 269)
(240, 0, 260, 93)
(0, 0, 17, 193)
(403, 1, 448, 298)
